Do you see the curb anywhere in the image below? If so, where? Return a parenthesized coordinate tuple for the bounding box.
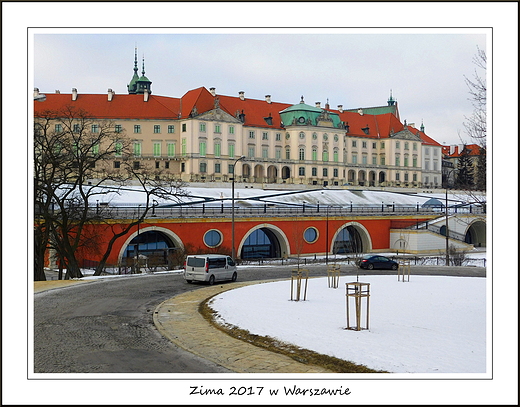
(153, 279, 334, 373)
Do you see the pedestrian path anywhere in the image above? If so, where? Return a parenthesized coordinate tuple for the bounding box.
(153, 280, 334, 373)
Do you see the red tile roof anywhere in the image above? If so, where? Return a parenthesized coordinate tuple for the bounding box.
(442, 144, 481, 157)
(34, 87, 440, 145)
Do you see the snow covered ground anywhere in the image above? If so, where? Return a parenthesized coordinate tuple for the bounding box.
(209, 275, 487, 375)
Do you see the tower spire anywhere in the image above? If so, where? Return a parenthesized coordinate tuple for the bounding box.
(128, 46, 140, 94)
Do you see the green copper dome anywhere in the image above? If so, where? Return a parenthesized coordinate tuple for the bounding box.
(279, 98, 342, 128)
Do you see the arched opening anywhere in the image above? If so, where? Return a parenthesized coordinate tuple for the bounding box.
(465, 220, 487, 247)
(378, 171, 386, 184)
(369, 171, 376, 186)
(122, 230, 177, 267)
(348, 169, 356, 183)
(242, 163, 251, 181)
(239, 225, 290, 260)
(254, 164, 264, 182)
(358, 170, 366, 186)
(331, 223, 372, 254)
(267, 165, 278, 183)
(281, 166, 291, 180)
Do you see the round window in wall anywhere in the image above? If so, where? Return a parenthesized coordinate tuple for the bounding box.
(204, 229, 223, 247)
(303, 227, 318, 243)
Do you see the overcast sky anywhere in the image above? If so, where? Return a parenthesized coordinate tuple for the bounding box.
(33, 30, 485, 146)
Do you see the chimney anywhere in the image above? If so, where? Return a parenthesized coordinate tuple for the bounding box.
(210, 87, 216, 96)
(108, 88, 115, 101)
(144, 89, 149, 102)
(55, 90, 60, 94)
(325, 102, 330, 110)
(33, 88, 40, 98)
(239, 91, 245, 100)
(265, 95, 272, 103)
(71, 88, 77, 100)
(358, 108, 363, 115)
(315, 102, 321, 108)
(337, 105, 343, 113)
(409, 122, 416, 128)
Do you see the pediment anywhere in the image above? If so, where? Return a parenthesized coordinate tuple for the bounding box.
(390, 127, 422, 141)
(193, 108, 241, 123)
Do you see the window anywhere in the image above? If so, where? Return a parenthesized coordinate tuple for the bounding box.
(333, 148, 339, 162)
(248, 146, 255, 158)
(134, 125, 141, 133)
(396, 172, 400, 181)
(352, 140, 357, 148)
(168, 125, 175, 133)
(395, 156, 400, 167)
(413, 157, 417, 167)
(322, 150, 329, 162)
(133, 161, 140, 170)
(312, 167, 317, 176)
(323, 134, 328, 141)
(299, 147, 305, 160)
(229, 125, 235, 135)
(372, 155, 377, 165)
(404, 173, 409, 181)
(215, 124, 221, 133)
(91, 144, 99, 156)
(115, 142, 122, 157)
(285, 147, 291, 159)
(298, 167, 305, 176)
(380, 141, 385, 149)
(413, 173, 417, 182)
(323, 168, 328, 177)
(262, 132, 268, 140)
(181, 138, 187, 156)
(262, 148, 268, 159)
(182, 123, 186, 132)
(228, 164, 234, 174)
(204, 230, 222, 247)
(396, 141, 400, 149)
(155, 161, 160, 169)
(404, 156, 409, 167)
(275, 132, 281, 141)
(362, 155, 367, 165)
(165, 161, 170, 169)
(91, 124, 99, 133)
(114, 161, 121, 169)
(380, 156, 385, 165)
(334, 134, 339, 142)
(333, 168, 338, 177)
(352, 154, 357, 164)
(153, 142, 161, 157)
(115, 124, 122, 133)
(249, 131, 255, 139)
(228, 143, 235, 158)
(133, 142, 142, 157)
(413, 142, 417, 151)
(312, 148, 318, 161)
(73, 124, 81, 133)
(54, 124, 62, 133)
(199, 122, 206, 132)
(299, 132, 305, 140)
(214, 143, 221, 158)
(215, 163, 221, 173)
(404, 142, 409, 150)
(304, 227, 318, 243)
(312, 133, 318, 140)
(372, 142, 377, 149)
(167, 142, 175, 157)
(154, 125, 161, 134)
(200, 162, 207, 173)
(275, 148, 281, 159)
(362, 141, 367, 148)
(199, 142, 206, 156)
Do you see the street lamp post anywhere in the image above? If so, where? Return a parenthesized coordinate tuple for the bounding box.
(445, 168, 457, 266)
(231, 156, 246, 260)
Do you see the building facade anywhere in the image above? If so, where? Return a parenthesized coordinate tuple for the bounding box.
(33, 53, 444, 189)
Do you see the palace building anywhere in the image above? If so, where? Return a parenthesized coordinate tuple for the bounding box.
(33, 50, 444, 189)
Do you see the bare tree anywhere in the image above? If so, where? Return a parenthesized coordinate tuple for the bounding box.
(34, 106, 188, 280)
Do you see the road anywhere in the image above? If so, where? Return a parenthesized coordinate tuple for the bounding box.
(33, 264, 485, 373)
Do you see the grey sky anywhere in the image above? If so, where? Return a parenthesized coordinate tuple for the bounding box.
(33, 30, 486, 146)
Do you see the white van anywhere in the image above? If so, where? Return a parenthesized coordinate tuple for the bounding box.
(183, 254, 237, 285)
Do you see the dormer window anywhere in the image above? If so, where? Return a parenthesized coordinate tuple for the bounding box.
(361, 125, 369, 135)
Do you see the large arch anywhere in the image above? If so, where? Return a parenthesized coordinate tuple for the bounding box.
(330, 221, 373, 254)
(281, 166, 291, 180)
(267, 165, 278, 183)
(238, 223, 290, 260)
(254, 164, 265, 181)
(464, 219, 487, 247)
(117, 226, 184, 265)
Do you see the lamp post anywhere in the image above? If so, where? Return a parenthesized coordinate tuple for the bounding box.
(325, 205, 330, 264)
(445, 168, 457, 266)
(231, 156, 246, 260)
(136, 204, 142, 273)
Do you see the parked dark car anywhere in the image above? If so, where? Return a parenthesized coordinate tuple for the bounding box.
(358, 255, 399, 270)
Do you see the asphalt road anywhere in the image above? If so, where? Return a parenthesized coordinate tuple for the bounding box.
(33, 264, 485, 373)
